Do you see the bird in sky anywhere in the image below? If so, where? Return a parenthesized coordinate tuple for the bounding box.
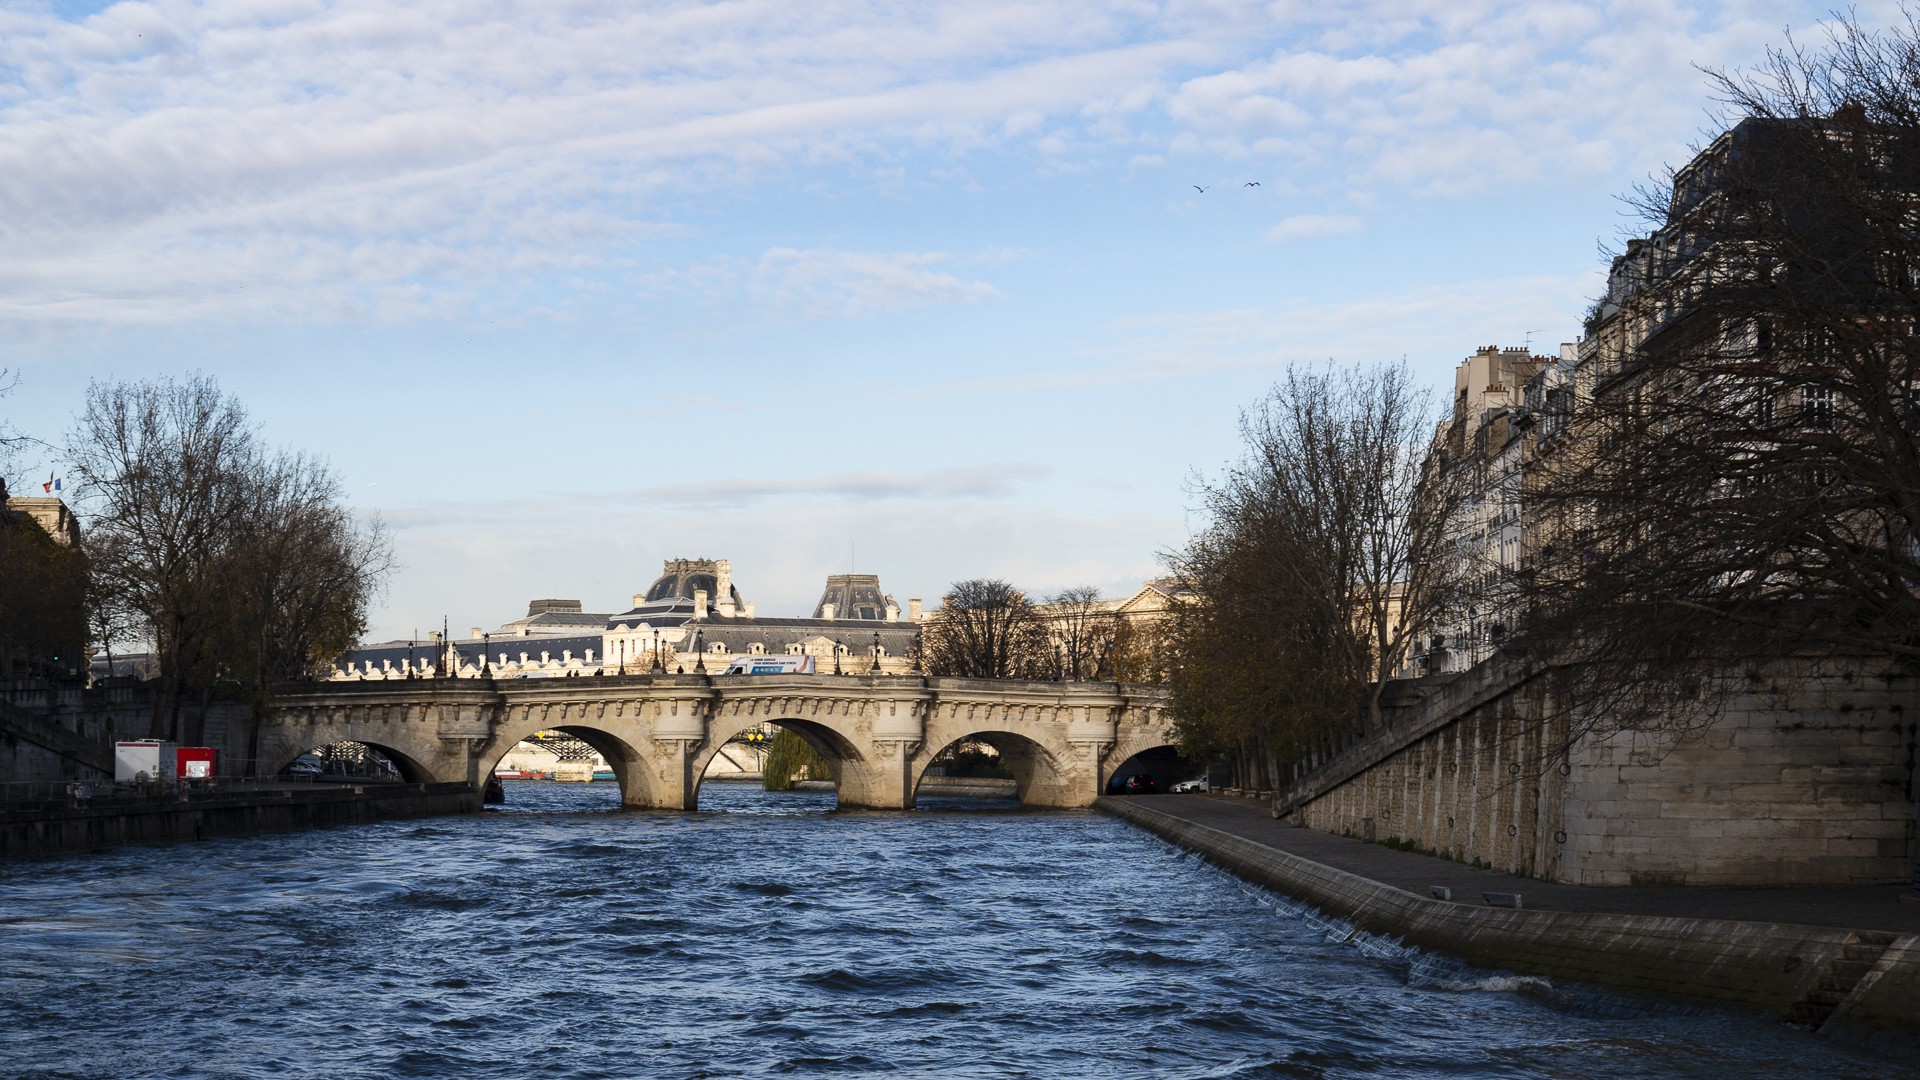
(1245, 181, 1260, 187)
(1193, 185, 1208, 193)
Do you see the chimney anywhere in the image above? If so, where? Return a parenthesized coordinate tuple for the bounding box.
(885, 602, 900, 622)
(429, 631, 442, 643)
(470, 627, 483, 639)
(717, 592, 736, 618)
(744, 601, 756, 618)
(633, 593, 646, 608)
(716, 560, 732, 604)
(908, 598, 923, 621)
(823, 602, 837, 621)
(694, 588, 709, 619)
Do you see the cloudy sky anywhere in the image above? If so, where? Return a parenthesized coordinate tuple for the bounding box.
(0, 0, 1887, 639)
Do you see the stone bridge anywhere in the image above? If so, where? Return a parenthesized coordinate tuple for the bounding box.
(262, 674, 1175, 809)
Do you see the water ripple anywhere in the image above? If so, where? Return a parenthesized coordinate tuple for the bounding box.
(0, 779, 1893, 1078)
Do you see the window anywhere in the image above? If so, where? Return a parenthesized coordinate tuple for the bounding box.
(1803, 386, 1835, 430)
(749, 643, 765, 655)
(859, 607, 876, 620)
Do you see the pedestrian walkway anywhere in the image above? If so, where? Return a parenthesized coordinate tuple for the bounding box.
(1129, 793, 1920, 935)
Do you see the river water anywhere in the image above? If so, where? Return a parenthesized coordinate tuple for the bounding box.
(0, 782, 1897, 1078)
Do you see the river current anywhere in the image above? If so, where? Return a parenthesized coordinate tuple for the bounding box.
(0, 782, 1897, 1078)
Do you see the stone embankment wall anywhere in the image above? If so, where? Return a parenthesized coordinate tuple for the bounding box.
(0, 782, 480, 859)
(1282, 657, 1917, 887)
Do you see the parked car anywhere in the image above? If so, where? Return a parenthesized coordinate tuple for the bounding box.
(1171, 776, 1209, 793)
(283, 754, 324, 778)
(1123, 773, 1158, 795)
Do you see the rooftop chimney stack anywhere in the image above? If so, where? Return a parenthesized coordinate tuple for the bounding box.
(908, 599, 923, 621)
(693, 589, 709, 620)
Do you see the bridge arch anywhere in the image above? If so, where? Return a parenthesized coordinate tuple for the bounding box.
(480, 712, 654, 807)
(265, 738, 436, 785)
(912, 727, 1081, 808)
(691, 712, 866, 809)
(1104, 733, 1193, 795)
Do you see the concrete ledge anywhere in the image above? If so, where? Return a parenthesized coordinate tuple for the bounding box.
(0, 782, 481, 859)
(1099, 796, 1920, 1037)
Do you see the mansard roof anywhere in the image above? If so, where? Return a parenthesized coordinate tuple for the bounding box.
(811, 573, 893, 620)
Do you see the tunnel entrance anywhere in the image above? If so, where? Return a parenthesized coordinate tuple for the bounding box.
(1105, 746, 1204, 796)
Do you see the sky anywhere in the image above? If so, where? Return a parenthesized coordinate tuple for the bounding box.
(0, 0, 1892, 641)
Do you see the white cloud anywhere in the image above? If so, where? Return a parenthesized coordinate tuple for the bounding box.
(0, 0, 1864, 328)
(752, 247, 1002, 316)
(1264, 213, 1365, 242)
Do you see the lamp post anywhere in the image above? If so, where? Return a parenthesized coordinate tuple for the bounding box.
(651, 629, 662, 673)
(693, 629, 707, 674)
(406, 638, 416, 680)
(833, 640, 843, 675)
(482, 633, 492, 678)
(871, 631, 881, 675)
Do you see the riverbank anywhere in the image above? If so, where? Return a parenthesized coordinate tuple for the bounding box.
(0, 781, 481, 859)
(1098, 794, 1920, 1042)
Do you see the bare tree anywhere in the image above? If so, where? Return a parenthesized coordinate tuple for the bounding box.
(921, 579, 1051, 679)
(1163, 358, 1461, 784)
(1046, 586, 1119, 680)
(66, 375, 389, 752)
(67, 376, 258, 737)
(1516, 12, 1920, 747)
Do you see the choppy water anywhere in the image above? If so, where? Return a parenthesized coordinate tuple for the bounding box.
(0, 781, 1897, 1078)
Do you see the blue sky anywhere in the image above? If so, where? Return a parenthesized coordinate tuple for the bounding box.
(0, 0, 1884, 639)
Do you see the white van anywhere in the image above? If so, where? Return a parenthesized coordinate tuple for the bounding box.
(722, 655, 817, 675)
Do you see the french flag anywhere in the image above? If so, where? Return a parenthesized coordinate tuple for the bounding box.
(41, 472, 59, 494)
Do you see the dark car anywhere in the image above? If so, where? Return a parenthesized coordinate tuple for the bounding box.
(1123, 773, 1158, 795)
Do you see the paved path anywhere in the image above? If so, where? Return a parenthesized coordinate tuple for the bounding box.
(1122, 793, 1920, 935)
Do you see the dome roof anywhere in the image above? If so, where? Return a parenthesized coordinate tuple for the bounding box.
(642, 558, 745, 607)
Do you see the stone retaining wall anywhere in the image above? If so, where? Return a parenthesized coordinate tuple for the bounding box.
(0, 782, 480, 859)
(1287, 657, 1917, 886)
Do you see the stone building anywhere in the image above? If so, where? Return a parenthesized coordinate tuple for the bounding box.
(331, 557, 927, 680)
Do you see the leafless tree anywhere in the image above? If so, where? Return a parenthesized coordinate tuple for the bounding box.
(1516, 12, 1920, 747)
(1046, 585, 1119, 680)
(66, 375, 389, 749)
(921, 579, 1051, 679)
(1163, 358, 1462, 783)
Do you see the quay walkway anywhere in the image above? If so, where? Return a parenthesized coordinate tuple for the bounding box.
(1099, 793, 1920, 1041)
(1130, 793, 1920, 934)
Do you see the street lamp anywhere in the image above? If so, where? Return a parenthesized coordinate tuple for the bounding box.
(406, 639, 416, 680)
(651, 629, 662, 673)
(871, 631, 881, 674)
(482, 633, 492, 678)
(833, 640, 844, 675)
(693, 629, 707, 674)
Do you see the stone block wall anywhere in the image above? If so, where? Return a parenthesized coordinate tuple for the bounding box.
(1558, 661, 1915, 886)
(1294, 658, 1918, 887)
(0, 681, 254, 786)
